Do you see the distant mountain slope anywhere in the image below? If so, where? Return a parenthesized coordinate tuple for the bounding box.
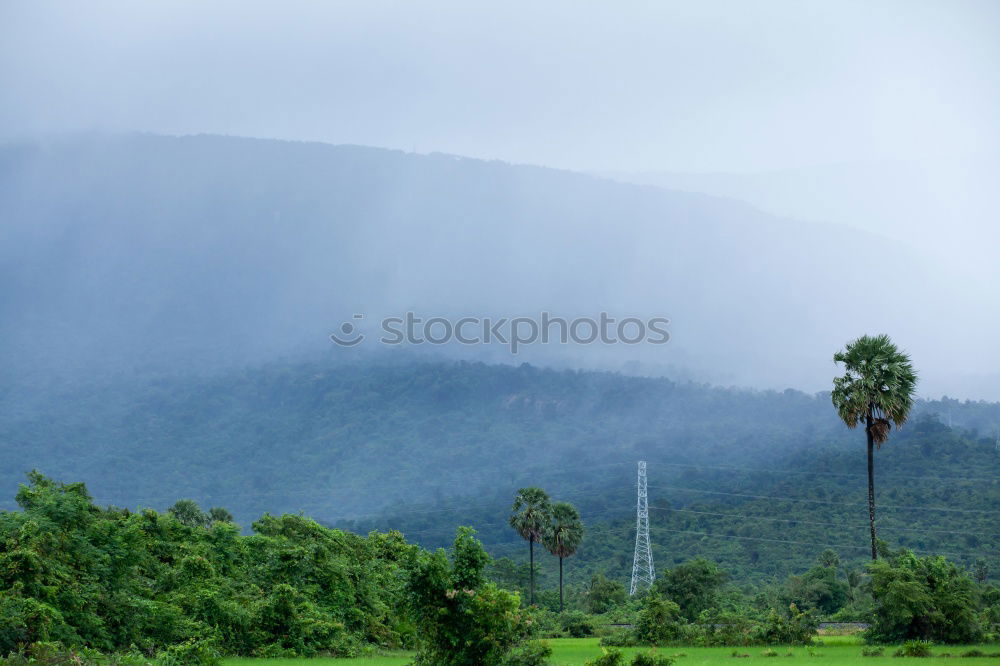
(2, 359, 996, 585)
(0, 133, 948, 394)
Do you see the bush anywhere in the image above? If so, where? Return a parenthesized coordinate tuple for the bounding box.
(867, 551, 983, 644)
(526, 608, 561, 638)
(634, 596, 684, 645)
(761, 649, 779, 657)
(862, 646, 885, 656)
(892, 640, 933, 658)
(155, 638, 222, 665)
(560, 610, 596, 638)
(585, 648, 625, 666)
(0, 597, 77, 655)
(587, 574, 628, 614)
(631, 651, 676, 666)
(957, 649, 1000, 658)
(600, 629, 640, 648)
(504, 640, 552, 666)
(407, 528, 532, 666)
(0, 642, 158, 666)
(751, 605, 817, 646)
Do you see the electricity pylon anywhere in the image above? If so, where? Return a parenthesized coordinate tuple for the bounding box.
(630, 460, 655, 595)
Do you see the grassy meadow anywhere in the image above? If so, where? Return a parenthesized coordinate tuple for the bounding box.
(222, 636, 1000, 666)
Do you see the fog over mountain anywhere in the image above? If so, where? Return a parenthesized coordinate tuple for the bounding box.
(2, 1, 997, 400)
(0, 133, 994, 400)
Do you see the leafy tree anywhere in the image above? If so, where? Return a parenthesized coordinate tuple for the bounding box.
(559, 609, 595, 637)
(509, 487, 551, 606)
(752, 604, 818, 646)
(634, 595, 684, 645)
(168, 499, 208, 527)
(586, 573, 627, 614)
(782, 565, 849, 615)
(543, 502, 583, 612)
(406, 527, 531, 665)
(654, 557, 727, 622)
(818, 549, 840, 569)
(832, 334, 917, 560)
(866, 549, 982, 643)
(972, 558, 989, 584)
(489, 556, 531, 596)
(207, 507, 234, 524)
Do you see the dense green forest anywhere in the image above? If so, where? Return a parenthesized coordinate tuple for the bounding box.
(2, 359, 997, 594)
(2, 473, 998, 663)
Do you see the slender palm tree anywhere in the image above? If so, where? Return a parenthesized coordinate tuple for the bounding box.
(832, 334, 917, 560)
(847, 570, 862, 603)
(543, 501, 584, 612)
(509, 487, 551, 605)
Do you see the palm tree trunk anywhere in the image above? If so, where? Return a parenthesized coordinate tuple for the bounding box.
(866, 411, 878, 560)
(529, 537, 535, 605)
(559, 556, 564, 612)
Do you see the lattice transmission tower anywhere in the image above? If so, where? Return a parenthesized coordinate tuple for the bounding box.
(630, 460, 655, 595)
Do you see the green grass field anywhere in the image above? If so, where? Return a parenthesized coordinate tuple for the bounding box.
(223, 636, 1000, 666)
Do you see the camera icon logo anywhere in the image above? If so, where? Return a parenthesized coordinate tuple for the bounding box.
(330, 314, 365, 347)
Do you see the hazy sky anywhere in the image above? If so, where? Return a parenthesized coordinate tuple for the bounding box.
(2, 1, 999, 173)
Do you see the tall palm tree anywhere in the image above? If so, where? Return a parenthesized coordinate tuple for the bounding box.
(832, 334, 917, 560)
(543, 502, 584, 612)
(509, 487, 551, 605)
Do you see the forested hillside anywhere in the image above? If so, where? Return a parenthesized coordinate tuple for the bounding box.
(3, 359, 997, 588)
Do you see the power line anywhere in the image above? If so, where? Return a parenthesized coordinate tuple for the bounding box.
(648, 506, 1000, 538)
(384, 497, 999, 542)
(72, 454, 997, 510)
(644, 460, 998, 484)
(473, 524, 998, 561)
(652, 485, 1000, 514)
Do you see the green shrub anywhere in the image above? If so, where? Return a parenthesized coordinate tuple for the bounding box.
(155, 638, 222, 666)
(407, 528, 532, 666)
(751, 604, 817, 646)
(862, 646, 885, 657)
(560, 610, 596, 638)
(631, 651, 676, 666)
(504, 640, 552, 666)
(600, 628, 640, 647)
(585, 648, 625, 666)
(525, 608, 561, 638)
(0, 597, 77, 654)
(634, 596, 684, 645)
(587, 574, 628, 614)
(762, 649, 779, 657)
(892, 640, 933, 658)
(0, 642, 155, 666)
(867, 551, 983, 644)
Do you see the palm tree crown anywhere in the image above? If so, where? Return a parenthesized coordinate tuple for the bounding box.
(544, 502, 584, 558)
(509, 487, 552, 542)
(832, 333, 917, 446)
